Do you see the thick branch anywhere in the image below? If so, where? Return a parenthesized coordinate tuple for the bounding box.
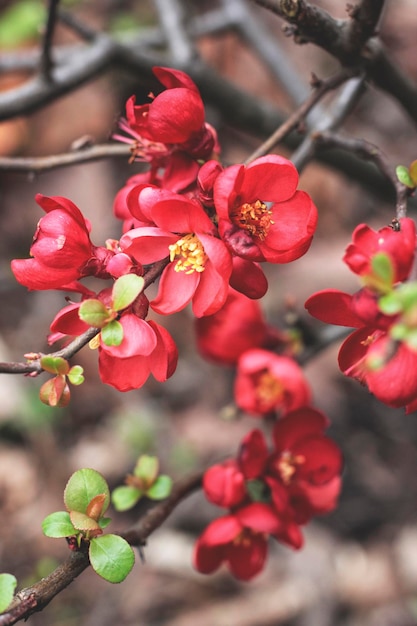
(0, 471, 203, 626)
(252, 0, 417, 125)
(345, 0, 386, 52)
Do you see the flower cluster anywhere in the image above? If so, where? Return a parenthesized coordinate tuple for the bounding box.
(11, 66, 318, 396)
(194, 409, 342, 580)
(305, 218, 417, 411)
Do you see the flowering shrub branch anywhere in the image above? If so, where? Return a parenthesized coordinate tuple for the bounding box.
(1, 0, 417, 624)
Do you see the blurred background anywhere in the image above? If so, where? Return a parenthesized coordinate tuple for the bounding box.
(1, 1, 417, 624)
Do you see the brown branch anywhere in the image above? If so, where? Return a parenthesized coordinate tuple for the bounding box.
(0, 144, 131, 174)
(252, 0, 417, 125)
(39, 0, 61, 79)
(345, 0, 386, 52)
(0, 471, 203, 626)
(313, 130, 409, 217)
(0, 258, 170, 375)
(244, 67, 357, 164)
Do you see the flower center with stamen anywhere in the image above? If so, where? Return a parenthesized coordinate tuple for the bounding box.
(255, 370, 284, 408)
(232, 200, 274, 241)
(169, 233, 208, 274)
(277, 450, 305, 485)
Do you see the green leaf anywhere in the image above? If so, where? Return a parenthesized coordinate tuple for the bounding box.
(111, 485, 142, 512)
(99, 517, 112, 529)
(0, 1, 46, 48)
(406, 329, 417, 351)
(112, 275, 145, 312)
(68, 365, 84, 386)
(101, 320, 124, 347)
(64, 469, 110, 515)
(134, 455, 159, 482)
(69, 511, 101, 534)
(246, 479, 270, 503)
(390, 323, 409, 341)
(146, 475, 173, 500)
(79, 299, 112, 328)
(89, 535, 135, 583)
(378, 291, 403, 315)
(396, 165, 416, 188)
(42, 511, 76, 538)
(0, 573, 17, 613)
(370, 252, 394, 288)
(40, 356, 70, 376)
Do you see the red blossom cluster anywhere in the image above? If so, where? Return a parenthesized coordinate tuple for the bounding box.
(194, 410, 342, 580)
(306, 219, 417, 411)
(11, 66, 318, 394)
(11, 67, 345, 579)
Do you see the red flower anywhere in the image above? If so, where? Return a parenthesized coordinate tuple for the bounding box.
(269, 407, 343, 519)
(195, 288, 282, 365)
(304, 288, 417, 409)
(11, 194, 111, 291)
(125, 66, 215, 158)
(343, 218, 416, 284)
(120, 195, 233, 317)
(193, 503, 280, 581)
(235, 349, 311, 417)
(213, 155, 318, 263)
(98, 317, 178, 392)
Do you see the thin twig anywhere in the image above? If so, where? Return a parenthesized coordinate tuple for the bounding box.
(0, 258, 170, 376)
(39, 0, 61, 79)
(244, 68, 356, 164)
(0, 144, 131, 174)
(313, 130, 409, 217)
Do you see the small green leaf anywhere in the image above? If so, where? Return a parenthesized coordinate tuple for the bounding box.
(79, 299, 112, 328)
(112, 274, 145, 312)
(406, 329, 417, 351)
(246, 479, 270, 503)
(390, 322, 409, 341)
(64, 469, 110, 515)
(146, 475, 173, 500)
(0, 573, 17, 613)
(99, 517, 112, 529)
(134, 455, 159, 482)
(89, 535, 135, 583)
(42, 511, 76, 538)
(379, 291, 403, 315)
(111, 485, 142, 512)
(370, 252, 394, 286)
(40, 356, 70, 376)
(69, 511, 102, 534)
(396, 165, 416, 188)
(101, 320, 124, 347)
(68, 365, 84, 386)
(0, 1, 46, 48)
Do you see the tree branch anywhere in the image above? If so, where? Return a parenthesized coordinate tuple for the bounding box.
(313, 130, 409, 217)
(0, 471, 203, 626)
(0, 258, 170, 375)
(39, 0, 61, 79)
(245, 67, 356, 164)
(252, 0, 417, 125)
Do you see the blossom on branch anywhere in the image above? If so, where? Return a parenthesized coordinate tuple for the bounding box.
(11, 194, 113, 291)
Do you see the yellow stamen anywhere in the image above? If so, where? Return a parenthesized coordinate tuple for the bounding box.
(168, 233, 207, 274)
(232, 200, 274, 240)
(256, 370, 284, 406)
(277, 451, 305, 485)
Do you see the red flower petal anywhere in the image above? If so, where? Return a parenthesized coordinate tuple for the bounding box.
(273, 407, 329, 452)
(305, 289, 365, 327)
